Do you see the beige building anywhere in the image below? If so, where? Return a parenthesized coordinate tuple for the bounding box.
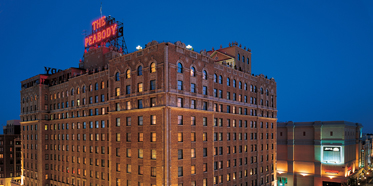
(277, 121, 362, 186)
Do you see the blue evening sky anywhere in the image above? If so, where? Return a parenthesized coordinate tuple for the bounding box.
(0, 0, 372, 132)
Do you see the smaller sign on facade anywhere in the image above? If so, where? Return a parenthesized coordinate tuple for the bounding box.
(44, 67, 62, 75)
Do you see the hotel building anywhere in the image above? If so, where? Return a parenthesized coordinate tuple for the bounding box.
(20, 40, 277, 186)
(277, 121, 362, 186)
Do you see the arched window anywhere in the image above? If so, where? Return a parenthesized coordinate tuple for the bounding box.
(77, 87, 80, 94)
(95, 83, 98, 90)
(227, 78, 230, 86)
(233, 80, 236, 87)
(82, 86, 86, 93)
(150, 63, 156, 73)
(244, 83, 247, 90)
(177, 63, 183, 73)
(214, 74, 217, 82)
(218, 75, 222, 84)
(260, 88, 263, 94)
(237, 53, 240, 60)
(239, 81, 242, 89)
(190, 66, 196, 77)
(266, 89, 269, 96)
(202, 70, 207, 80)
(242, 55, 245, 63)
(101, 81, 105, 89)
(247, 57, 250, 64)
(22, 98, 25, 103)
(137, 66, 143, 76)
(126, 69, 131, 79)
(115, 72, 120, 81)
(71, 88, 74, 95)
(89, 84, 92, 91)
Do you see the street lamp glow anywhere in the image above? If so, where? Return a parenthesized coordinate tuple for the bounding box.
(136, 45, 142, 50)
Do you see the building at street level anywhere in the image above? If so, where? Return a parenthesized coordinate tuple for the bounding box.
(20, 16, 277, 186)
(0, 120, 22, 186)
(277, 121, 362, 186)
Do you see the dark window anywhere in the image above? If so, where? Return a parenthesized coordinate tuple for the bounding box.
(150, 80, 156, 90)
(177, 63, 183, 73)
(203, 86, 207, 95)
(137, 66, 143, 76)
(191, 83, 196, 93)
(138, 100, 143, 109)
(177, 81, 183, 90)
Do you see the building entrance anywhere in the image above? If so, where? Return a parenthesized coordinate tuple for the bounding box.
(322, 181, 341, 186)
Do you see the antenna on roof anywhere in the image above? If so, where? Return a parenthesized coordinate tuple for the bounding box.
(100, 2, 103, 18)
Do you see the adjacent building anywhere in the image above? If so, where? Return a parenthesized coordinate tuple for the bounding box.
(0, 120, 22, 186)
(361, 133, 373, 169)
(20, 39, 277, 186)
(277, 121, 362, 186)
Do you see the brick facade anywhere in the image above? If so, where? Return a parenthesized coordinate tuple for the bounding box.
(20, 41, 277, 186)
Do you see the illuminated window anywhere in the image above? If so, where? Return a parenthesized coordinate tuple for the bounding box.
(177, 98, 183, 107)
(150, 63, 156, 73)
(202, 70, 207, 79)
(126, 69, 131, 79)
(191, 165, 196, 174)
(127, 164, 131, 173)
(151, 149, 156, 159)
(137, 66, 143, 76)
(127, 149, 131, 157)
(116, 133, 120, 141)
(101, 81, 105, 89)
(177, 63, 183, 73)
(178, 133, 183, 142)
(138, 149, 143, 158)
(191, 148, 196, 158)
(138, 83, 143, 92)
(138, 133, 143, 142)
(190, 66, 196, 77)
(115, 88, 120, 96)
(151, 133, 156, 142)
(77, 87, 80, 94)
(178, 115, 183, 125)
(126, 101, 131, 110)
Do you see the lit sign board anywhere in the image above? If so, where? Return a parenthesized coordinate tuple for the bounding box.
(325, 170, 339, 174)
(324, 147, 340, 152)
(84, 16, 123, 48)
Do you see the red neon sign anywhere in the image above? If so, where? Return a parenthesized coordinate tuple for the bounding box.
(84, 16, 118, 48)
(92, 16, 106, 31)
(85, 24, 117, 47)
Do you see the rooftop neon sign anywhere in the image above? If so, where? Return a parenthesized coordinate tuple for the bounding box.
(84, 16, 121, 48)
